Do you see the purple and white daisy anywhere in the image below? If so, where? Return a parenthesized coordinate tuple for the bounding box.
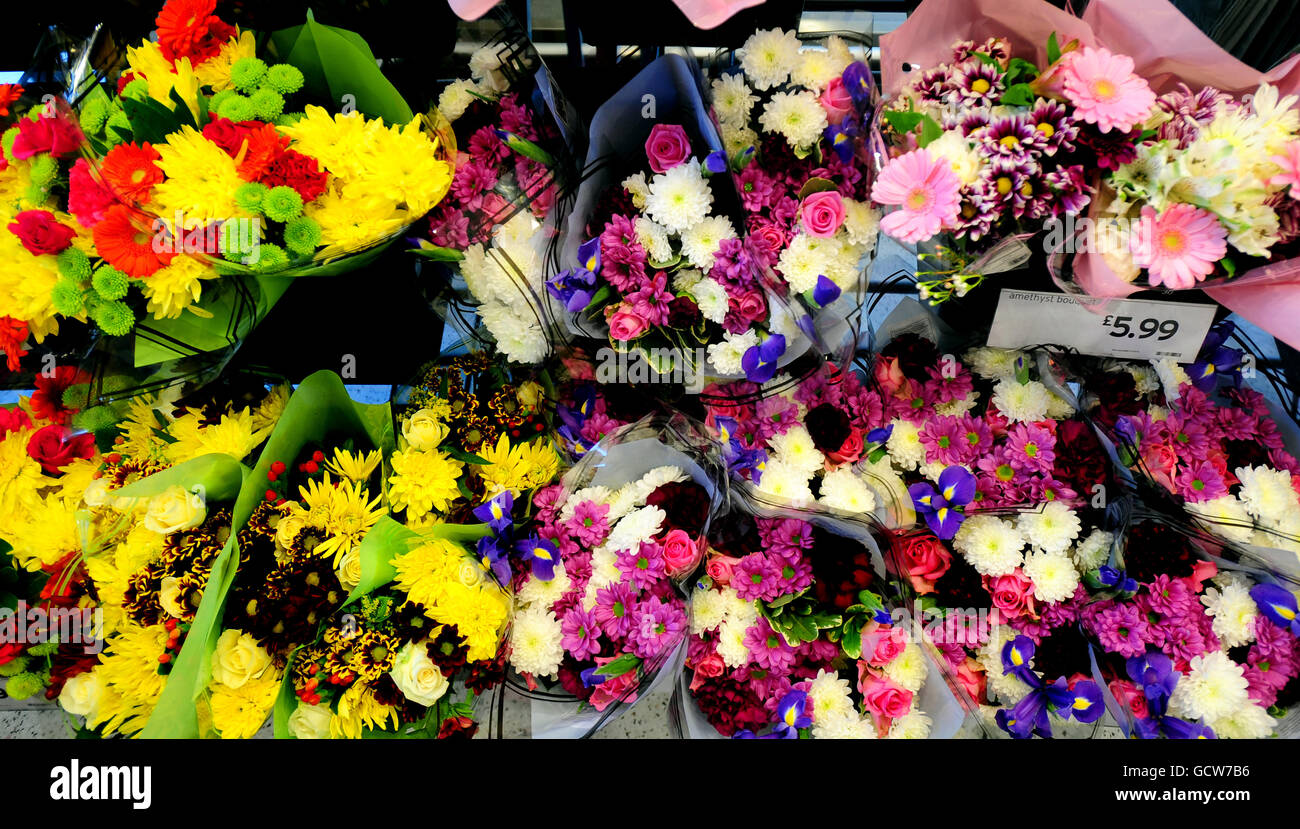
(1029, 98, 1079, 155)
(978, 114, 1044, 161)
(954, 61, 1005, 108)
(1044, 164, 1092, 215)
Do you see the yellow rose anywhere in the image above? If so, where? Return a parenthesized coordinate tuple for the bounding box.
(288, 701, 333, 739)
(158, 576, 186, 619)
(210, 629, 272, 690)
(59, 670, 104, 720)
(516, 380, 544, 410)
(82, 478, 113, 508)
(458, 560, 483, 588)
(275, 511, 307, 551)
(336, 547, 362, 592)
(402, 409, 449, 452)
(388, 641, 450, 707)
(143, 485, 206, 535)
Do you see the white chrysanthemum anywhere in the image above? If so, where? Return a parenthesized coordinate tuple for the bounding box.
(1206, 702, 1276, 739)
(978, 626, 1032, 703)
(920, 461, 951, 483)
(1045, 391, 1076, 420)
(883, 642, 928, 692)
(954, 515, 1025, 577)
(644, 159, 713, 234)
(775, 231, 834, 294)
(587, 546, 621, 594)
(711, 73, 758, 126)
(885, 418, 925, 471)
(1017, 502, 1081, 555)
(1072, 528, 1114, 571)
(607, 505, 666, 554)
(679, 215, 736, 270)
(807, 669, 856, 724)
(516, 563, 572, 609)
(813, 710, 879, 739)
(820, 467, 878, 514)
(480, 300, 548, 364)
(759, 89, 829, 149)
(632, 466, 689, 501)
(437, 78, 482, 122)
(1152, 358, 1191, 401)
(1236, 465, 1298, 524)
(1187, 496, 1255, 544)
(1129, 365, 1161, 395)
(740, 28, 801, 91)
(605, 484, 640, 522)
(623, 172, 650, 209)
(886, 708, 933, 739)
(721, 122, 759, 158)
(767, 297, 802, 343)
(824, 36, 855, 74)
(822, 237, 866, 289)
(992, 379, 1052, 423)
(720, 587, 758, 626)
(716, 619, 752, 668)
(1168, 650, 1252, 723)
(842, 200, 881, 248)
(634, 217, 673, 263)
(692, 276, 731, 325)
(707, 329, 759, 376)
(755, 458, 815, 507)
(790, 48, 840, 91)
(508, 606, 565, 678)
(1022, 550, 1079, 604)
(468, 46, 506, 89)
(768, 424, 824, 477)
(1202, 581, 1258, 649)
(935, 395, 978, 416)
(691, 588, 729, 634)
(926, 130, 982, 186)
(964, 347, 1024, 381)
(672, 267, 703, 292)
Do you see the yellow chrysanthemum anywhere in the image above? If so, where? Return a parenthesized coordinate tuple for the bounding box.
(53, 458, 99, 505)
(0, 228, 61, 334)
(0, 428, 44, 525)
(341, 117, 452, 218)
(114, 394, 173, 461)
(433, 582, 510, 662)
(91, 621, 170, 737)
(151, 125, 245, 222)
(477, 434, 560, 496)
(8, 493, 81, 570)
(330, 683, 400, 739)
(391, 539, 469, 611)
(303, 477, 384, 566)
(250, 383, 289, 433)
(324, 447, 381, 484)
(194, 30, 256, 92)
(210, 670, 281, 739)
(126, 41, 201, 120)
(141, 254, 218, 319)
(387, 448, 464, 518)
(165, 407, 264, 464)
(304, 187, 411, 258)
(277, 106, 376, 180)
(0, 159, 34, 208)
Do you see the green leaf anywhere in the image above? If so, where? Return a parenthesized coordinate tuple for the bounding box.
(1005, 58, 1039, 85)
(917, 115, 943, 148)
(1000, 83, 1036, 108)
(582, 284, 611, 317)
(841, 620, 864, 660)
(410, 244, 466, 262)
(797, 177, 839, 200)
(121, 96, 184, 144)
(883, 110, 924, 136)
(444, 447, 488, 465)
(499, 132, 556, 166)
(595, 653, 641, 678)
(647, 253, 682, 270)
(1014, 355, 1031, 386)
(856, 590, 885, 613)
(1222, 258, 1237, 279)
(168, 87, 198, 130)
(971, 52, 1001, 68)
(1047, 32, 1062, 65)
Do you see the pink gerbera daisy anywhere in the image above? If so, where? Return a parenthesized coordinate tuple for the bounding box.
(1270, 140, 1300, 196)
(871, 149, 961, 244)
(1061, 47, 1156, 133)
(1130, 204, 1227, 289)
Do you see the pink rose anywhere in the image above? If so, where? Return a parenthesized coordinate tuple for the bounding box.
(705, 554, 742, 586)
(819, 77, 854, 125)
(891, 532, 951, 596)
(748, 223, 785, 264)
(859, 623, 907, 667)
(588, 655, 639, 712)
(1108, 679, 1149, 721)
(824, 428, 864, 466)
(983, 569, 1037, 620)
(956, 657, 987, 704)
(800, 190, 846, 238)
(662, 529, 702, 578)
(872, 355, 908, 397)
(689, 652, 724, 691)
(858, 669, 913, 733)
(644, 124, 692, 173)
(735, 289, 768, 324)
(606, 305, 650, 341)
(1141, 442, 1179, 492)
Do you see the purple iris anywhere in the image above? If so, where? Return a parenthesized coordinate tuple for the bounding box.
(1251, 583, 1300, 636)
(1097, 566, 1138, 595)
(476, 534, 513, 587)
(996, 635, 1105, 739)
(771, 689, 812, 739)
(580, 666, 608, 687)
(703, 150, 728, 174)
(866, 424, 893, 445)
(515, 535, 560, 581)
(1001, 635, 1039, 686)
(812, 274, 842, 307)
(1188, 322, 1243, 392)
(1127, 650, 1179, 705)
(546, 265, 597, 312)
(472, 491, 514, 533)
(741, 334, 786, 384)
(824, 116, 860, 163)
(841, 62, 874, 111)
(909, 465, 976, 539)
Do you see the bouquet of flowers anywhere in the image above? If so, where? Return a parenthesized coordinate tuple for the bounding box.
(505, 420, 718, 736)
(1083, 512, 1300, 738)
(873, 32, 1155, 303)
(709, 29, 882, 336)
(554, 54, 816, 386)
(415, 18, 580, 365)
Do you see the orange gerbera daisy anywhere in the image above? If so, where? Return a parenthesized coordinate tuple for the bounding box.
(0, 84, 22, 117)
(93, 204, 174, 277)
(155, 0, 235, 65)
(234, 122, 290, 181)
(99, 142, 164, 205)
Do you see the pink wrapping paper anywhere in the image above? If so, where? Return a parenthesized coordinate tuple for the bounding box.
(447, 0, 765, 30)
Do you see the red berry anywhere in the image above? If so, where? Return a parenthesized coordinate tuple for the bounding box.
(267, 471, 278, 483)
(164, 618, 178, 631)
(312, 450, 324, 463)
(304, 461, 318, 474)
(271, 461, 286, 475)
(158, 653, 171, 664)
(105, 452, 121, 464)
(265, 489, 277, 501)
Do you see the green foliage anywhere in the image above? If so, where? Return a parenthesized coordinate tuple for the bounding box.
(231, 57, 268, 93)
(91, 265, 130, 301)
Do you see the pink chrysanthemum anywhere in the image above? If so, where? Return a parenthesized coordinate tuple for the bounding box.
(1061, 47, 1156, 134)
(1130, 204, 1227, 289)
(871, 149, 961, 244)
(1270, 140, 1300, 197)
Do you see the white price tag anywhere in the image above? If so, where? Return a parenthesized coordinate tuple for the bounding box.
(986, 289, 1217, 362)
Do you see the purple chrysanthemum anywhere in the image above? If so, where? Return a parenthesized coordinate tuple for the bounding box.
(561, 605, 603, 661)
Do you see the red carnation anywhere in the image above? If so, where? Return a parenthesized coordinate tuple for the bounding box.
(11, 113, 82, 160)
(259, 149, 329, 203)
(0, 316, 28, 372)
(7, 210, 76, 256)
(27, 424, 96, 475)
(0, 404, 32, 436)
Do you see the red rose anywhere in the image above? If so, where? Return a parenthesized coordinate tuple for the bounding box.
(891, 532, 952, 595)
(12, 113, 82, 160)
(27, 424, 96, 475)
(688, 652, 724, 691)
(0, 641, 23, 665)
(983, 568, 1037, 620)
(1108, 679, 1149, 721)
(825, 427, 864, 465)
(644, 123, 692, 173)
(8, 210, 75, 256)
(202, 117, 257, 156)
(735, 288, 768, 324)
(259, 149, 329, 203)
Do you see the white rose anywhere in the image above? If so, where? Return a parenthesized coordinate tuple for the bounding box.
(336, 547, 362, 592)
(143, 486, 206, 535)
(275, 511, 307, 552)
(210, 629, 272, 690)
(82, 478, 113, 508)
(288, 702, 333, 739)
(159, 576, 187, 619)
(402, 409, 449, 451)
(389, 641, 450, 707)
(59, 670, 104, 720)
